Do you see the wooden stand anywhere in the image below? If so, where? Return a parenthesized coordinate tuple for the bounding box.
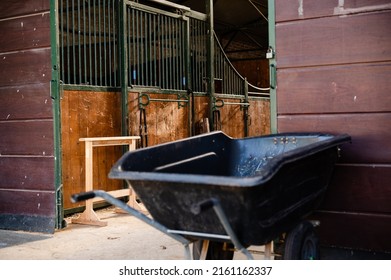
(71, 136, 140, 226)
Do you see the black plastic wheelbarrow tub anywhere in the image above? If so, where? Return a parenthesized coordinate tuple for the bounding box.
(109, 131, 351, 246)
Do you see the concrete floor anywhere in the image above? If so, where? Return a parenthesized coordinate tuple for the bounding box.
(0, 207, 263, 260)
(1, 207, 390, 260)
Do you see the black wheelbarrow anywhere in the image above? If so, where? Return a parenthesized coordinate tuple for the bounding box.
(72, 131, 351, 260)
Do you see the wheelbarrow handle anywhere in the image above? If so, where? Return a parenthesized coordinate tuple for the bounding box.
(71, 191, 97, 202)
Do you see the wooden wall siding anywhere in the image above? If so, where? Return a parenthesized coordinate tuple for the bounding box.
(311, 211, 391, 252)
(0, 120, 53, 156)
(276, 0, 391, 22)
(0, 13, 51, 53)
(61, 91, 124, 210)
(322, 165, 391, 213)
(0, 49, 51, 87)
(0, 84, 52, 121)
(278, 113, 391, 163)
(0, 189, 54, 215)
(0, 157, 54, 192)
(0, 1, 53, 233)
(275, 2, 391, 251)
(276, 11, 391, 68)
(277, 62, 391, 114)
(0, 0, 50, 19)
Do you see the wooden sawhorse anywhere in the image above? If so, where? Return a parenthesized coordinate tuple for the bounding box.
(71, 136, 140, 226)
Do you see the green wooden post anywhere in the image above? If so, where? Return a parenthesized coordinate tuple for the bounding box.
(50, 0, 65, 229)
(268, 0, 277, 133)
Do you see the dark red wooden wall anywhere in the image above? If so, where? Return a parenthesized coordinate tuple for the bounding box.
(0, 0, 55, 233)
(275, 0, 391, 252)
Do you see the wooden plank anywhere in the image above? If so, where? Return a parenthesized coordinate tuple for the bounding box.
(276, 0, 391, 22)
(276, 11, 391, 68)
(0, 157, 54, 191)
(0, 48, 51, 87)
(127, 92, 190, 147)
(0, 120, 54, 156)
(310, 211, 391, 252)
(277, 62, 391, 114)
(61, 90, 124, 210)
(0, 13, 50, 53)
(215, 97, 246, 138)
(276, 0, 336, 22)
(0, 189, 55, 216)
(278, 113, 391, 163)
(0, 0, 50, 19)
(0, 84, 52, 120)
(248, 98, 270, 136)
(321, 165, 391, 213)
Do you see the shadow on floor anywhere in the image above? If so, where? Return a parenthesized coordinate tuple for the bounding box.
(0, 230, 51, 249)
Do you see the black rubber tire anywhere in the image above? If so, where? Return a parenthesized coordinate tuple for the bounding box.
(283, 221, 319, 260)
(192, 240, 235, 260)
(300, 230, 319, 260)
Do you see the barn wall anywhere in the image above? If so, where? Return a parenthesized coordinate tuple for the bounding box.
(0, 0, 55, 232)
(275, 0, 391, 252)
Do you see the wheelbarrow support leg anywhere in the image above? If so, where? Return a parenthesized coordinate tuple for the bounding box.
(192, 198, 254, 260)
(72, 190, 192, 259)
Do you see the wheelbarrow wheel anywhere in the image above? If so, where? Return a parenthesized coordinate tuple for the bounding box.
(192, 240, 234, 260)
(282, 221, 319, 260)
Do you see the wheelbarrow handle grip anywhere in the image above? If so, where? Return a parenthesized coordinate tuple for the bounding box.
(71, 191, 97, 203)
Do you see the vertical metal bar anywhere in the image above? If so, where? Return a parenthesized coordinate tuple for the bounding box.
(164, 16, 167, 89)
(148, 13, 152, 86)
(136, 9, 140, 85)
(83, 0, 87, 84)
(195, 20, 200, 92)
(113, 0, 117, 87)
(66, 0, 70, 83)
(158, 15, 162, 88)
(72, 0, 76, 84)
(142, 11, 145, 85)
(78, 0, 82, 84)
(176, 18, 180, 90)
(131, 7, 135, 85)
(153, 15, 158, 86)
(93, 0, 97, 85)
(108, 0, 112, 86)
(119, 0, 128, 136)
(243, 78, 249, 137)
(60, 0, 64, 83)
(185, 18, 193, 136)
(206, 0, 215, 129)
(129, 7, 133, 85)
(102, 0, 107, 86)
(99, 0, 103, 85)
(88, 0, 92, 85)
(168, 17, 172, 89)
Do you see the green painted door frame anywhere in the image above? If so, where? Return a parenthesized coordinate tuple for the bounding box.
(268, 0, 277, 133)
(50, 0, 65, 229)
